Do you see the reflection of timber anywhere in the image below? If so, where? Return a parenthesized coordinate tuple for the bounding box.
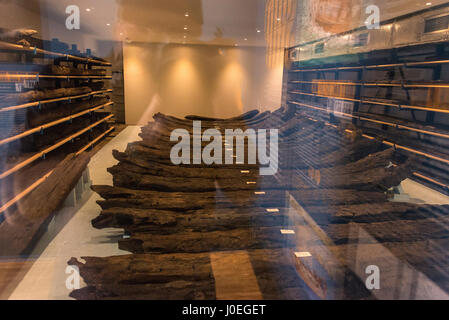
(264, 0, 297, 68)
(293, 250, 328, 299)
(312, 0, 361, 35)
(116, 0, 203, 43)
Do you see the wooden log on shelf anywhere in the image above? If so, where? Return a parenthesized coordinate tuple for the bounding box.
(67, 254, 216, 300)
(22, 116, 97, 151)
(26, 97, 109, 128)
(0, 152, 91, 257)
(108, 160, 264, 179)
(312, 152, 414, 191)
(155, 110, 277, 128)
(92, 185, 287, 210)
(111, 169, 285, 192)
(113, 147, 260, 171)
(45, 64, 107, 76)
(68, 248, 369, 300)
(91, 206, 290, 233)
(118, 227, 298, 254)
(305, 202, 449, 224)
(149, 110, 283, 132)
(70, 280, 216, 300)
(184, 109, 260, 121)
(315, 215, 449, 245)
(289, 188, 389, 206)
(319, 138, 386, 167)
(0, 87, 92, 108)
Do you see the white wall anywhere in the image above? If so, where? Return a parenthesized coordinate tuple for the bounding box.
(123, 42, 283, 125)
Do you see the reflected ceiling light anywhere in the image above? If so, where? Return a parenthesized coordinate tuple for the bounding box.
(184, 26, 188, 30)
(106, 23, 111, 26)
(257, 29, 261, 33)
(185, 13, 189, 17)
(244, 38, 248, 41)
(277, 18, 281, 21)
(86, 8, 91, 12)
(183, 35, 187, 38)
(426, 2, 432, 5)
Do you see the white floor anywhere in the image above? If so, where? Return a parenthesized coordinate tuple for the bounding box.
(8, 126, 142, 300)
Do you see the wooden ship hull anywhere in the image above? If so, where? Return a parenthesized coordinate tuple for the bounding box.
(67, 106, 449, 300)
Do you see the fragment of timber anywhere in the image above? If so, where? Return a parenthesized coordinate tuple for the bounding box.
(118, 227, 298, 254)
(0, 152, 91, 256)
(91, 206, 290, 233)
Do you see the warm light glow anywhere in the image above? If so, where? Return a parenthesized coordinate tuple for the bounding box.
(212, 61, 246, 116)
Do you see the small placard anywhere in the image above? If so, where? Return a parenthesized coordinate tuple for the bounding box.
(280, 229, 295, 235)
(266, 208, 279, 213)
(247, 181, 256, 185)
(241, 170, 250, 174)
(295, 251, 312, 258)
(255, 191, 266, 195)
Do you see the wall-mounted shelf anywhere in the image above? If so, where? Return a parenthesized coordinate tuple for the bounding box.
(0, 114, 113, 180)
(0, 41, 112, 66)
(0, 89, 112, 113)
(0, 125, 114, 215)
(0, 35, 115, 215)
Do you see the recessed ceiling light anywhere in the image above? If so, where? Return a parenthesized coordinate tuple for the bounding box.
(426, 2, 432, 5)
(106, 23, 111, 26)
(244, 38, 248, 41)
(257, 29, 261, 33)
(184, 26, 188, 30)
(185, 13, 189, 17)
(277, 18, 281, 21)
(86, 8, 91, 12)
(183, 35, 187, 38)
